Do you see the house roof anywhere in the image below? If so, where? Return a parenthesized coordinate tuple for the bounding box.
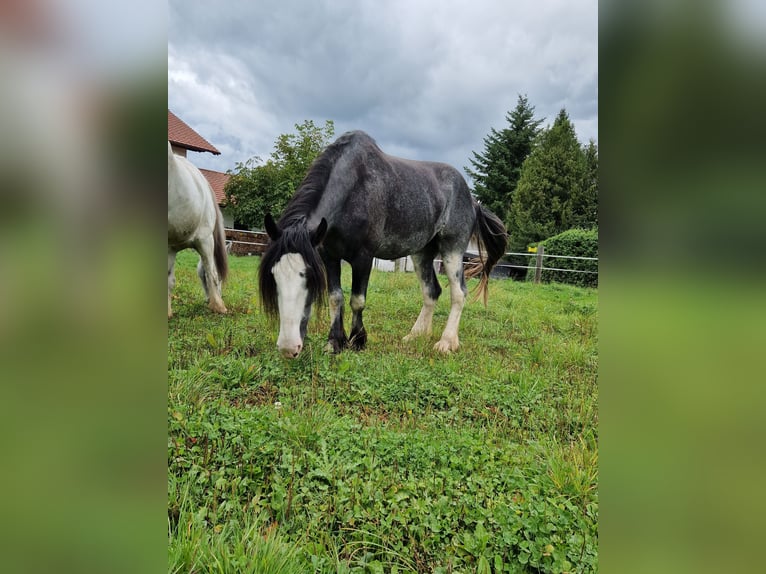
(200, 168, 230, 205)
(168, 110, 221, 155)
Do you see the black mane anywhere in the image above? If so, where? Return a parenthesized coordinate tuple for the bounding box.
(276, 131, 362, 228)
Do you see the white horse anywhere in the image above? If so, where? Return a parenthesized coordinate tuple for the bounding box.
(168, 142, 228, 317)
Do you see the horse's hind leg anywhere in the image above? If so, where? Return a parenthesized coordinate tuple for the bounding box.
(434, 251, 467, 353)
(168, 250, 177, 318)
(403, 253, 442, 342)
(197, 259, 209, 301)
(349, 256, 373, 351)
(197, 236, 227, 314)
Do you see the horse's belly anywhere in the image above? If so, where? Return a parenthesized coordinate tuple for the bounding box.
(168, 232, 192, 251)
(168, 215, 199, 249)
(373, 227, 435, 260)
(373, 245, 411, 260)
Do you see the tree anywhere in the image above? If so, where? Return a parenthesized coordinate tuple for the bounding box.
(509, 109, 591, 251)
(465, 94, 543, 224)
(565, 139, 598, 230)
(225, 120, 335, 229)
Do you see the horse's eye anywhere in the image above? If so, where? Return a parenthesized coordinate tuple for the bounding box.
(299, 271, 306, 278)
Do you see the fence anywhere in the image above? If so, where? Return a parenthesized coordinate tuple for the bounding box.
(224, 228, 269, 256)
(385, 245, 598, 283)
(489, 245, 598, 283)
(225, 229, 598, 283)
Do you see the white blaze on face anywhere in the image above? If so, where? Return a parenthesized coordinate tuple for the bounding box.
(272, 253, 310, 358)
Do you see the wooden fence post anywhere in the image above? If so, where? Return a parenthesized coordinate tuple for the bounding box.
(534, 245, 544, 284)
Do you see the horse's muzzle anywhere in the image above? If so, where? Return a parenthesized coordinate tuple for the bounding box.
(278, 342, 303, 359)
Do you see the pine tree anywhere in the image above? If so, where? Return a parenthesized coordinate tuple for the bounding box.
(465, 94, 543, 224)
(565, 139, 598, 230)
(510, 109, 588, 250)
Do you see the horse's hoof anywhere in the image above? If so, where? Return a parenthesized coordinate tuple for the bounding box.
(324, 339, 344, 354)
(210, 305, 228, 314)
(403, 330, 431, 343)
(349, 338, 366, 351)
(433, 338, 459, 353)
(349, 330, 367, 351)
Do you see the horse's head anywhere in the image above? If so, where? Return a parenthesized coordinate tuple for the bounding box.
(259, 214, 327, 358)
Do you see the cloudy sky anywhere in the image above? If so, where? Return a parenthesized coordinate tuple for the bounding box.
(168, 0, 597, 181)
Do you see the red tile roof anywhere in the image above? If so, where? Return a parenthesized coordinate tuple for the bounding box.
(200, 168, 230, 205)
(168, 110, 220, 155)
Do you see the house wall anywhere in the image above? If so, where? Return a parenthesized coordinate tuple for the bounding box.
(170, 144, 187, 157)
(220, 206, 234, 229)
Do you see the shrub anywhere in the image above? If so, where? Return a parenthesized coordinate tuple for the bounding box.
(526, 228, 598, 287)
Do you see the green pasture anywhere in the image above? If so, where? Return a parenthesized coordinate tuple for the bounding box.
(168, 250, 598, 573)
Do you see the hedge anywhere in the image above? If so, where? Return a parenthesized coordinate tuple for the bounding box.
(526, 228, 598, 287)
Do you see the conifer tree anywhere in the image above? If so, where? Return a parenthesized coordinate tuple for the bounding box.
(510, 109, 590, 250)
(466, 94, 543, 224)
(565, 139, 598, 230)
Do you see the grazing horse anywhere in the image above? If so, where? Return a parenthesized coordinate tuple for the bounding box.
(259, 130, 507, 358)
(167, 142, 228, 317)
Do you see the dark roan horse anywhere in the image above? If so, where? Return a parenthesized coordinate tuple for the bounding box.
(259, 130, 507, 358)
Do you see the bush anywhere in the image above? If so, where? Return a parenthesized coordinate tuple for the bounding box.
(526, 228, 598, 287)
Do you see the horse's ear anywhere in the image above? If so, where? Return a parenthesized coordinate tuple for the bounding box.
(311, 218, 328, 246)
(264, 213, 281, 240)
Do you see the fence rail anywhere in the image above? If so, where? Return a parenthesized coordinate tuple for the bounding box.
(224, 228, 269, 256)
(464, 245, 598, 281)
(225, 228, 598, 282)
(503, 251, 598, 261)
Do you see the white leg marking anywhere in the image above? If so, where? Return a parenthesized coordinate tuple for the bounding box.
(350, 294, 365, 313)
(329, 290, 344, 321)
(403, 295, 436, 341)
(404, 271, 437, 342)
(198, 237, 227, 314)
(434, 253, 465, 353)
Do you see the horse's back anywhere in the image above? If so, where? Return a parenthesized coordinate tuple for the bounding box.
(168, 153, 217, 249)
(316, 133, 475, 259)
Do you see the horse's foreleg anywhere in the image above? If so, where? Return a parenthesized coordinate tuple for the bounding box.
(349, 257, 372, 351)
(324, 257, 347, 353)
(168, 250, 177, 318)
(403, 254, 442, 342)
(197, 237, 227, 314)
(434, 252, 466, 353)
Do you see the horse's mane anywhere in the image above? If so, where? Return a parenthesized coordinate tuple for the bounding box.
(277, 131, 368, 227)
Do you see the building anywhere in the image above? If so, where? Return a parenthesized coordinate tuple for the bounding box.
(168, 110, 234, 227)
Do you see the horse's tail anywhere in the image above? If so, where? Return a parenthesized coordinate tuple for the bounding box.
(213, 202, 229, 284)
(467, 200, 508, 306)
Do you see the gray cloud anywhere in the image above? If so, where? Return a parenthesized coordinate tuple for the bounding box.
(168, 0, 597, 179)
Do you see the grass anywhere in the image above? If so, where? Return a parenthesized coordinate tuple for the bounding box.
(168, 250, 598, 573)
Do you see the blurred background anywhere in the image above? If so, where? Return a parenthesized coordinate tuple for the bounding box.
(0, 0, 764, 572)
(601, 0, 766, 573)
(0, 0, 166, 572)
